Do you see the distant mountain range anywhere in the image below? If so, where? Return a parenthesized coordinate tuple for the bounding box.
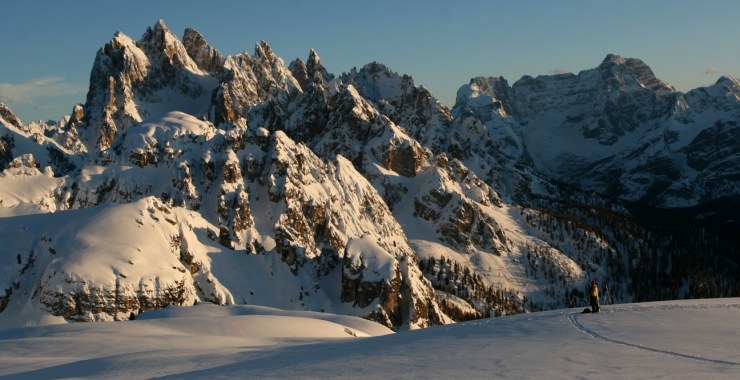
(455, 54, 739, 207)
(0, 20, 738, 329)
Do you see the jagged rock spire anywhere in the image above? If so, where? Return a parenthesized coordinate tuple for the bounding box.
(137, 19, 202, 73)
(288, 57, 309, 90)
(289, 48, 334, 91)
(183, 27, 225, 76)
(307, 48, 334, 85)
(83, 20, 218, 151)
(0, 102, 24, 130)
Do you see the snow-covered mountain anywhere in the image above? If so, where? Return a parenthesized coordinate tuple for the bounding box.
(454, 54, 740, 207)
(1, 20, 738, 329)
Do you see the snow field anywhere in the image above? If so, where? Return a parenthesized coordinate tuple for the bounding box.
(0, 299, 737, 378)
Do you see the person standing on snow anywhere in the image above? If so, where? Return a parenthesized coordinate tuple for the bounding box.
(589, 279, 600, 313)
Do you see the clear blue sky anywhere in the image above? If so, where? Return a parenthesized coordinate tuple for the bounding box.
(1, 0, 738, 122)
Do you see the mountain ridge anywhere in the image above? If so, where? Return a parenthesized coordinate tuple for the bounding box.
(0, 20, 737, 329)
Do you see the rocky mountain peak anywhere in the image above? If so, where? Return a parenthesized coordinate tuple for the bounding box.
(0, 102, 24, 130)
(83, 20, 218, 151)
(253, 41, 277, 63)
(339, 61, 453, 155)
(288, 58, 308, 90)
(715, 75, 740, 94)
(154, 19, 168, 30)
(306, 48, 334, 85)
(598, 53, 675, 96)
(111, 30, 133, 47)
(602, 53, 627, 65)
(717, 76, 740, 105)
(250, 41, 300, 91)
(307, 48, 320, 63)
(453, 76, 514, 121)
(345, 62, 410, 105)
(183, 27, 225, 76)
(717, 75, 739, 85)
(142, 19, 172, 43)
(83, 29, 149, 150)
(70, 104, 84, 123)
(101, 31, 148, 80)
(137, 19, 201, 73)
(469, 76, 511, 97)
(288, 48, 334, 92)
(140, 19, 174, 51)
(681, 74, 740, 115)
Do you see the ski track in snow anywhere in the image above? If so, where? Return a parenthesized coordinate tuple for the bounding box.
(567, 303, 740, 367)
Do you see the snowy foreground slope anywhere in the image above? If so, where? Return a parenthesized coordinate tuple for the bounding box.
(0, 299, 737, 379)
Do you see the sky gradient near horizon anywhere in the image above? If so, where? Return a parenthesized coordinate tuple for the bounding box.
(1, 0, 738, 123)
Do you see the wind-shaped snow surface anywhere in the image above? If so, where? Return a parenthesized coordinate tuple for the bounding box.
(0, 299, 737, 379)
(0, 198, 207, 323)
(345, 235, 397, 282)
